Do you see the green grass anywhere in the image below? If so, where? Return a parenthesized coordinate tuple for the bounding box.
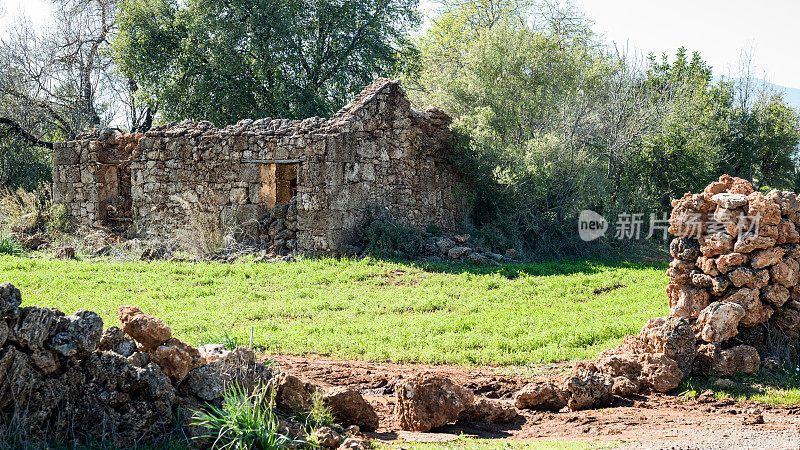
(375, 437, 620, 449)
(679, 370, 800, 405)
(0, 255, 668, 365)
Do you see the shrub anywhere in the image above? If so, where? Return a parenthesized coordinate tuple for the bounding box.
(192, 383, 305, 449)
(364, 219, 422, 259)
(47, 204, 70, 234)
(0, 236, 22, 256)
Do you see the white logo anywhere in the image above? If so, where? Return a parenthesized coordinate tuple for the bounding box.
(578, 210, 607, 241)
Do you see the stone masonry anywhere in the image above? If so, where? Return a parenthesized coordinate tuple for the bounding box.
(52, 79, 465, 255)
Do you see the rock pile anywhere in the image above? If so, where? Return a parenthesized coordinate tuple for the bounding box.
(0, 283, 371, 448)
(668, 174, 800, 370)
(509, 175, 800, 413)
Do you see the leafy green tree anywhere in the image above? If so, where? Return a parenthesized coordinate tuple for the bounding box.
(113, 0, 420, 125)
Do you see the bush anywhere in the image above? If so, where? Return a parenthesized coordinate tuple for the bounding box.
(364, 219, 422, 259)
(192, 383, 305, 449)
(47, 204, 70, 234)
(0, 236, 22, 256)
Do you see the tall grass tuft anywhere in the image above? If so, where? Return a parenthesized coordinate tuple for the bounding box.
(192, 383, 305, 449)
(0, 236, 22, 256)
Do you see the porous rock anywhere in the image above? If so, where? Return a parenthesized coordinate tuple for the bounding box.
(695, 302, 746, 343)
(394, 373, 474, 432)
(513, 381, 566, 411)
(459, 397, 517, 423)
(118, 305, 171, 350)
(322, 386, 379, 431)
(562, 363, 613, 411)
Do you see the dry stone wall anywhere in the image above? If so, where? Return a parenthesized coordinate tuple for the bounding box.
(52, 79, 465, 255)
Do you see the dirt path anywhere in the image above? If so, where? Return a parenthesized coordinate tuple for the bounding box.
(270, 354, 800, 449)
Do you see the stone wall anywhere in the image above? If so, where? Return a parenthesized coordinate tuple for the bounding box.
(52, 79, 466, 255)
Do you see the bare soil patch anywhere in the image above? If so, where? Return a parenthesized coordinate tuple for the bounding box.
(271, 354, 800, 448)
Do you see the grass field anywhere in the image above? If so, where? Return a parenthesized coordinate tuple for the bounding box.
(0, 255, 668, 365)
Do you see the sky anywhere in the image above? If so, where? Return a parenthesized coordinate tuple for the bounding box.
(2, 0, 798, 88)
(570, 0, 800, 88)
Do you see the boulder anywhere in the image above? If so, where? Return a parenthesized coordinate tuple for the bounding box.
(49, 310, 103, 358)
(322, 386, 379, 431)
(435, 238, 455, 254)
(667, 283, 710, 319)
(734, 233, 775, 253)
(118, 305, 171, 350)
(98, 326, 137, 357)
(14, 306, 63, 350)
(513, 381, 566, 411)
(695, 302, 746, 343)
(394, 373, 473, 432)
(198, 343, 231, 363)
(670, 237, 702, 261)
(747, 192, 781, 226)
(699, 233, 734, 257)
(750, 247, 784, 269)
(723, 288, 773, 327)
(762, 284, 790, 308)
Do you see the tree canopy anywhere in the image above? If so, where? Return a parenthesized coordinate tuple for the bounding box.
(113, 0, 420, 125)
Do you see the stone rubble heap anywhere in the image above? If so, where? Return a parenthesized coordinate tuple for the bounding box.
(507, 175, 799, 414)
(668, 174, 800, 368)
(262, 198, 299, 253)
(0, 283, 371, 448)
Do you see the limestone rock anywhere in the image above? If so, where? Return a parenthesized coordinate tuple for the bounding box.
(699, 233, 734, 257)
(734, 233, 775, 253)
(322, 386, 379, 431)
(14, 306, 63, 350)
(595, 353, 683, 394)
(0, 282, 22, 317)
(747, 192, 781, 226)
(276, 373, 317, 412)
(667, 283, 710, 319)
(198, 343, 231, 363)
(637, 317, 697, 377)
(52, 246, 76, 260)
(149, 338, 202, 383)
(696, 256, 720, 276)
(394, 373, 474, 432)
(562, 363, 613, 411)
(723, 288, 773, 327)
(670, 237, 702, 261)
(695, 302, 746, 343)
(751, 247, 784, 269)
(459, 397, 517, 423)
(513, 381, 566, 411)
(694, 344, 760, 377)
(313, 426, 344, 448)
(770, 258, 799, 287)
(712, 193, 749, 209)
(762, 284, 790, 308)
(716, 253, 747, 273)
(118, 305, 171, 350)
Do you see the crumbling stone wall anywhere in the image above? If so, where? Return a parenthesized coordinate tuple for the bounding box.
(53, 79, 465, 255)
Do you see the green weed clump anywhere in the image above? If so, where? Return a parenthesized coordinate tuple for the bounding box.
(192, 384, 306, 449)
(0, 236, 22, 256)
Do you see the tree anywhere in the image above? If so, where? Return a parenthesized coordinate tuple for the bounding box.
(113, 0, 420, 125)
(0, 0, 127, 145)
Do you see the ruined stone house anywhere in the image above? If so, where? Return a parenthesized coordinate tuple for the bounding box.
(52, 79, 466, 255)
